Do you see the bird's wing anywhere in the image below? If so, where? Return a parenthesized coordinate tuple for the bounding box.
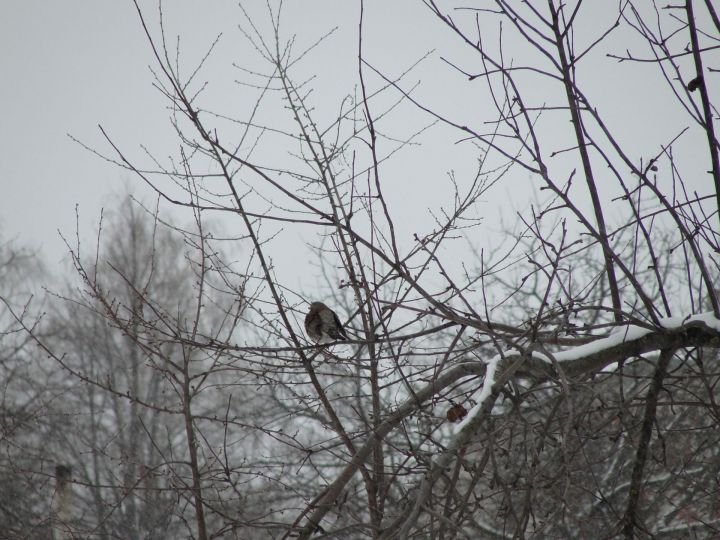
(305, 312, 322, 338)
(333, 312, 348, 339)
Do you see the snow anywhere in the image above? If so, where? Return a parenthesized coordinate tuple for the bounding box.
(692, 311, 720, 331)
(551, 324, 651, 362)
(455, 353, 500, 430)
(452, 311, 720, 429)
(548, 311, 719, 363)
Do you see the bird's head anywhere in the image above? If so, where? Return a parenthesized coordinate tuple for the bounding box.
(308, 301, 327, 313)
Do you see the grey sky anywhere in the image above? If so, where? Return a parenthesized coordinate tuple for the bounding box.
(1, 2, 165, 263)
(1, 1, 452, 268)
(1, 1, 714, 283)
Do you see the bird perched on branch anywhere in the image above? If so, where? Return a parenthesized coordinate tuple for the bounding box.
(305, 301, 348, 343)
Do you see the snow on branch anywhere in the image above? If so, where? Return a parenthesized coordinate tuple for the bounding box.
(299, 313, 720, 536)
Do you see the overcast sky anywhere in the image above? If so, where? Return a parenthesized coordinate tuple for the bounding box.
(1, 1, 459, 270)
(1, 1, 714, 293)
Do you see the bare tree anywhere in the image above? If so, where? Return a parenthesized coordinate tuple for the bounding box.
(4, 0, 720, 538)
(41, 196, 259, 540)
(0, 236, 57, 540)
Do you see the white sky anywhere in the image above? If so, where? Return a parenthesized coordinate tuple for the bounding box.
(1, 1, 715, 293)
(1, 1, 457, 269)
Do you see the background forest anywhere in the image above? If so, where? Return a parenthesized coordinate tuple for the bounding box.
(1, 1, 720, 539)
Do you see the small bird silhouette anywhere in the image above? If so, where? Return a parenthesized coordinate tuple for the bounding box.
(305, 301, 348, 343)
(687, 76, 703, 92)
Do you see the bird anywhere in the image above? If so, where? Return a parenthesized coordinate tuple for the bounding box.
(687, 76, 703, 92)
(304, 301, 348, 344)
